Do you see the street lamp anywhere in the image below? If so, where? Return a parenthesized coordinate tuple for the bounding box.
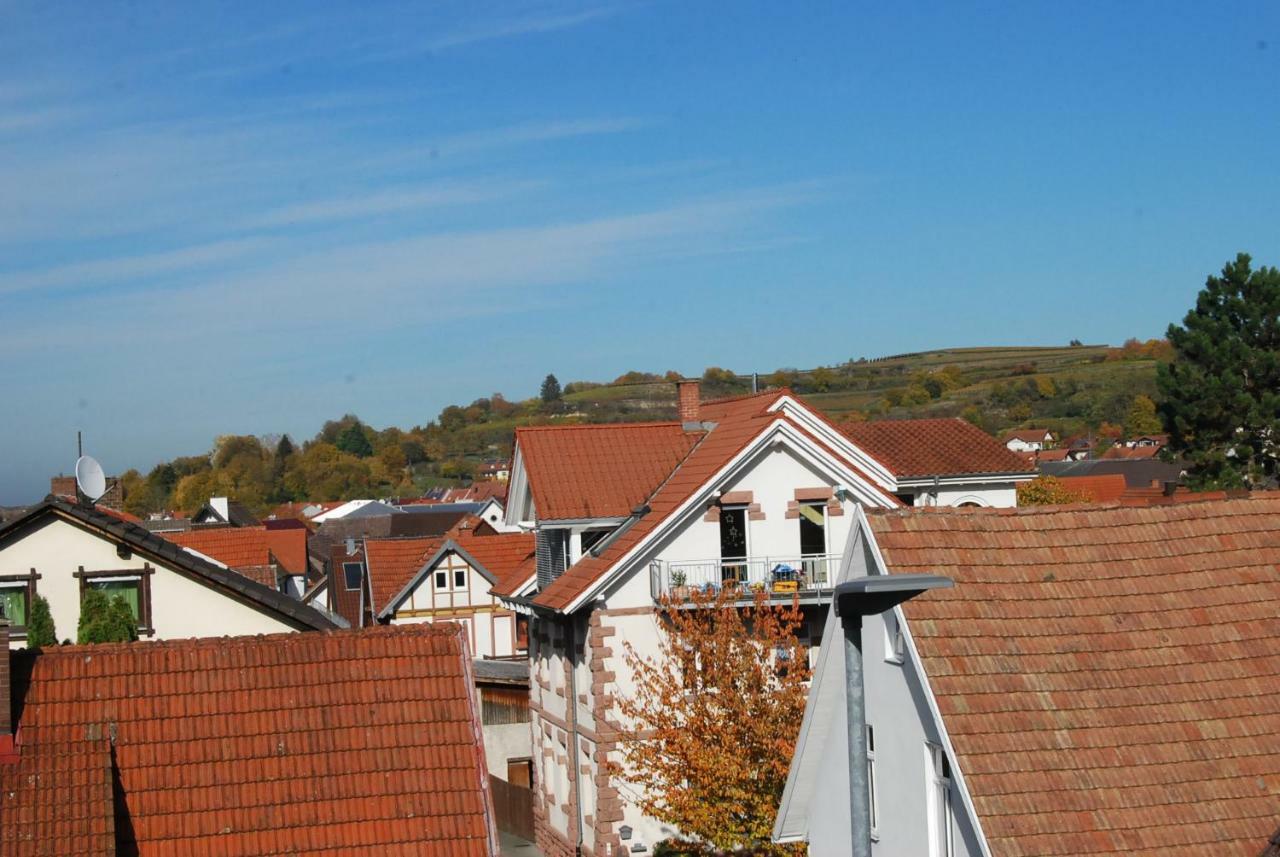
(834, 574, 952, 857)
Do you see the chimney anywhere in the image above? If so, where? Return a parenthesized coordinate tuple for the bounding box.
(0, 617, 11, 744)
(677, 380, 701, 429)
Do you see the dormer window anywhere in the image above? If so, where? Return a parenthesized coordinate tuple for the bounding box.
(343, 562, 363, 591)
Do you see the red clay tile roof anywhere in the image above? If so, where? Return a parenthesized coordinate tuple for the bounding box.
(841, 417, 1034, 478)
(364, 535, 443, 614)
(453, 529, 537, 595)
(1054, 473, 1130, 502)
(163, 526, 308, 576)
(10, 624, 496, 856)
(868, 496, 1280, 856)
(0, 738, 116, 856)
(1035, 448, 1071, 461)
(516, 421, 702, 520)
(366, 528, 537, 614)
(1003, 428, 1053, 443)
(531, 390, 901, 611)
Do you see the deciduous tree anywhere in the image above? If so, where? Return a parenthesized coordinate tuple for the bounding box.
(1158, 253, 1280, 488)
(617, 588, 809, 854)
(1017, 475, 1092, 506)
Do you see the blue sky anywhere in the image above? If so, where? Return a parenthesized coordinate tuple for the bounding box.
(1, 1, 1277, 503)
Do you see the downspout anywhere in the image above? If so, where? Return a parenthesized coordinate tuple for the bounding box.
(565, 613, 586, 855)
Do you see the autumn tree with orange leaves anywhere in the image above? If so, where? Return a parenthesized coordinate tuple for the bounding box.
(617, 588, 810, 854)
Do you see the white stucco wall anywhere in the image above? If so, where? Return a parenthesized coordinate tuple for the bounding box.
(1, 517, 297, 648)
(902, 482, 1019, 508)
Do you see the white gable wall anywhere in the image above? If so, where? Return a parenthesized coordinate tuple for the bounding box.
(1, 517, 296, 648)
(386, 551, 517, 659)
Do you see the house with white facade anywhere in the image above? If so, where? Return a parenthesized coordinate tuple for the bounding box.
(0, 496, 341, 648)
(1001, 428, 1055, 453)
(365, 523, 534, 659)
(494, 382, 1035, 857)
(776, 494, 1280, 856)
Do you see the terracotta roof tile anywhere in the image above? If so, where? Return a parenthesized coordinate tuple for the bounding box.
(1054, 474, 1130, 502)
(9, 624, 495, 855)
(0, 738, 116, 856)
(163, 527, 308, 576)
(842, 417, 1034, 478)
(516, 422, 701, 520)
(366, 528, 536, 614)
(868, 495, 1280, 855)
(364, 535, 443, 613)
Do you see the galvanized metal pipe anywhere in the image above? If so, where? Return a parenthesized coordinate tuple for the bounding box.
(842, 611, 872, 857)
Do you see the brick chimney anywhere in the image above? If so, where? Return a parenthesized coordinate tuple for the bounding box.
(677, 380, 701, 428)
(0, 617, 12, 756)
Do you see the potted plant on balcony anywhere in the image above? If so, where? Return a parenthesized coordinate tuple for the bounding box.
(670, 569, 689, 601)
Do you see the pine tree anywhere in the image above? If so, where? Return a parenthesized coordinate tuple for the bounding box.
(335, 421, 374, 458)
(26, 594, 57, 648)
(1157, 253, 1280, 488)
(540, 373, 562, 403)
(77, 589, 139, 644)
(275, 434, 295, 460)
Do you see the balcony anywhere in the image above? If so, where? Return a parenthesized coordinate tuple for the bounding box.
(650, 554, 841, 603)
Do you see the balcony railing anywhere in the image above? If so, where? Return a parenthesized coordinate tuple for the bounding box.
(650, 554, 842, 602)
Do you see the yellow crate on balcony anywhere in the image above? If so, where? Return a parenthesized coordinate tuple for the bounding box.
(771, 579, 799, 594)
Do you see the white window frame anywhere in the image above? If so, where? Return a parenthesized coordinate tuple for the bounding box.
(884, 609, 906, 664)
(341, 562, 362, 592)
(927, 742, 955, 857)
(434, 567, 448, 590)
(867, 723, 879, 841)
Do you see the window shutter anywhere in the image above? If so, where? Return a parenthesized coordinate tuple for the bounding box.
(535, 529, 567, 590)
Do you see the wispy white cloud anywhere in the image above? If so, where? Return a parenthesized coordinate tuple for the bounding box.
(0, 237, 271, 297)
(243, 179, 546, 229)
(428, 6, 620, 52)
(435, 117, 649, 155)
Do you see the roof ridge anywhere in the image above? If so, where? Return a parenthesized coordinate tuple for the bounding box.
(25, 622, 458, 658)
(866, 491, 1271, 518)
(515, 420, 684, 433)
(699, 388, 787, 407)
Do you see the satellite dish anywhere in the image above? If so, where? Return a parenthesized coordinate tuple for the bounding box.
(75, 455, 107, 502)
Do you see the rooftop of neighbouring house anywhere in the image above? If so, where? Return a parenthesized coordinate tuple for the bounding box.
(4, 623, 495, 855)
(866, 494, 1280, 856)
(515, 420, 703, 520)
(1003, 428, 1054, 443)
(163, 525, 308, 577)
(364, 521, 536, 613)
(840, 416, 1035, 478)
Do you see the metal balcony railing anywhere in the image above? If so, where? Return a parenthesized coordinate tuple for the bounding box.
(650, 554, 842, 602)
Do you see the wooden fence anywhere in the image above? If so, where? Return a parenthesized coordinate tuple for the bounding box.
(489, 774, 535, 842)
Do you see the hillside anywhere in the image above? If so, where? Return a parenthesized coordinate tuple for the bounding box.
(112, 341, 1168, 517)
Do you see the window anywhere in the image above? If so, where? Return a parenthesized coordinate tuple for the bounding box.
(0, 584, 29, 628)
(798, 501, 827, 583)
(454, 568, 467, 589)
(434, 568, 448, 589)
(867, 724, 879, 839)
(515, 615, 529, 651)
(580, 528, 612, 554)
(75, 566, 152, 636)
(928, 743, 955, 857)
(884, 610, 906, 664)
(342, 562, 363, 591)
(718, 505, 749, 582)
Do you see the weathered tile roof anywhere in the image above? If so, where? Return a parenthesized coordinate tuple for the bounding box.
(10, 624, 496, 856)
(868, 496, 1280, 856)
(1052, 473, 1130, 502)
(164, 526, 308, 576)
(364, 535, 443, 614)
(515, 421, 702, 520)
(0, 738, 116, 856)
(452, 529, 537, 594)
(842, 417, 1034, 478)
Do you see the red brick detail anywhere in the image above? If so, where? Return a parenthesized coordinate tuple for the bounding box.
(794, 487, 834, 501)
(719, 490, 753, 505)
(677, 380, 701, 424)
